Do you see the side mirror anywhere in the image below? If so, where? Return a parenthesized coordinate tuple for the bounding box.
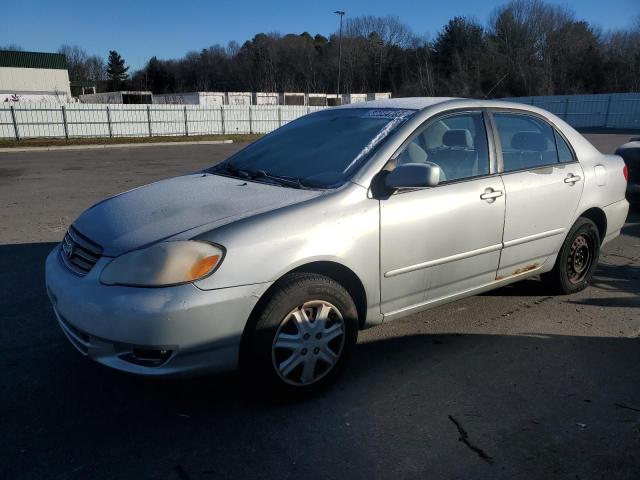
(384, 162, 441, 190)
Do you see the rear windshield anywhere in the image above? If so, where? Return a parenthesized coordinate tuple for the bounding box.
(215, 108, 415, 187)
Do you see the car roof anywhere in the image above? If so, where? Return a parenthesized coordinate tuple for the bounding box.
(335, 97, 457, 110)
(334, 97, 559, 116)
(334, 97, 584, 130)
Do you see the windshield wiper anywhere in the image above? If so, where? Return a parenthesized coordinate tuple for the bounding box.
(250, 170, 314, 189)
(211, 162, 251, 179)
(211, 163, 315, 189)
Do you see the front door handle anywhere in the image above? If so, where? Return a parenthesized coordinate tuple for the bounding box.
(480, 188, 504, 202)
(564, 174, 581, 184)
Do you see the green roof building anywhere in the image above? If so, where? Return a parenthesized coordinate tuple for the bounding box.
(0, 50, 71, 103)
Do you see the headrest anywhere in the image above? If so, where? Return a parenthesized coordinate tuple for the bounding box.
(511, 131, 547, 152)
(442, 129, 473, 148)
(406, 142, 428, 163)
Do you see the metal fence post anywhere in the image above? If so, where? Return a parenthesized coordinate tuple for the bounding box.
(248, 105, 253, 134)
(9, 105, 19, 140)
(220, 106, 225, 134)
(106, 106, 113, 138)
(277, 106, 282, 128)
(183, 106, 189, 136)
(61, 105, 69, 140)
(146, 105, 152, 137)
(603, 95, 613, 128)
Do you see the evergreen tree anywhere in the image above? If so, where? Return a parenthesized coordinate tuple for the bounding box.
(106, 50, 129, 91)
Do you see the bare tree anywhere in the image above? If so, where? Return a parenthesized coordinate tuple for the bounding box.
(58, 45, 105, 83)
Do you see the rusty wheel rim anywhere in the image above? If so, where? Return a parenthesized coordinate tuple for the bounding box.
(567, 234, 592, 284)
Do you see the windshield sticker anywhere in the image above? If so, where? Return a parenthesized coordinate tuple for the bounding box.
(360, 109, 414, 119)
(343, 114, 410, 172)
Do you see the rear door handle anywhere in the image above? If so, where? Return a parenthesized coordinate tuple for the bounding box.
(480, 188, 503, 202)
(564, 174, 581, 184)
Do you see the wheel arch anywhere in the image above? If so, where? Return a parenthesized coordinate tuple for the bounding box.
(577, 207, 607, 243)
(238, 261, 368, 368)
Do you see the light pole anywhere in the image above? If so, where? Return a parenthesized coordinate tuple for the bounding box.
(334, 10, 345, 104)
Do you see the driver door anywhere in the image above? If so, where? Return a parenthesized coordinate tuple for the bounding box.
(380, 110, 506, 315)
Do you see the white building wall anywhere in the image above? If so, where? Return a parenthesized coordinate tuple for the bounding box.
(153, 92, 200, 105)
(0, 67, 71, 99)
(153, 92, 225, 106)
(0, 92, 68, 104)
(199, 92, 226, 106)
(345, 93, 367, 104)
(255, 92, 279, 105)
(227, 92, 252, 105)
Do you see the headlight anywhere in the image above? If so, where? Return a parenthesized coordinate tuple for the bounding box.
(100, 241, 224, 287)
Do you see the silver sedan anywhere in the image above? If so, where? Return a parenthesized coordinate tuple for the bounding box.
(45, 98, 629, 394)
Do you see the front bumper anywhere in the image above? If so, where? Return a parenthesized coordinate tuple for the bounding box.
(45, 245, 271, 376)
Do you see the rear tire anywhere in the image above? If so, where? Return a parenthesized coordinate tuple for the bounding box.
(543, 217, 600, 294)
(244, 272, 359, 396)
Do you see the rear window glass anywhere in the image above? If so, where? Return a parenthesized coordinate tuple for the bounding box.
(494, 113, 559, 172)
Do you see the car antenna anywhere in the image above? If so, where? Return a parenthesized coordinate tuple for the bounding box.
(483, 73, 508, 100)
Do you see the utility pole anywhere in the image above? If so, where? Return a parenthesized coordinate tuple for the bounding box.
(334, 10, 345, 104)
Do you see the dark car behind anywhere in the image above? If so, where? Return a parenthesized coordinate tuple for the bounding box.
(615, 138, 640, 202)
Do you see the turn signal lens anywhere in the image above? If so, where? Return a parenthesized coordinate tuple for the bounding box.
(623, 164, 628, 182)
(187, 255, 220, 281)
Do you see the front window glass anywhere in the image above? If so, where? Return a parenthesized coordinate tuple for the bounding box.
(211, 108, 415, 188)
(396, 111, 490, 182)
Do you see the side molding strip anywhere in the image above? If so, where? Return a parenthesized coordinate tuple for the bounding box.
(384, 228, 565, 279)
(384, 243, 502, 278)
(502, 228, 565, 248)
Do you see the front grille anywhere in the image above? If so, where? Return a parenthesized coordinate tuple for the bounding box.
(59, 225, 103, 276)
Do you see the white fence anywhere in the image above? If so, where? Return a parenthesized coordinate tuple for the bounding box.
(0, 104, 326, 139)
(502, 92, 640, 130)
(3, 93, 640, 140)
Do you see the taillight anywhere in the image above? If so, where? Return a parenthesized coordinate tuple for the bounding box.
(623, 164, 628, 182)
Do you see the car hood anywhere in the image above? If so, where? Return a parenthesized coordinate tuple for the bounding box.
(72, 173, 323, 256)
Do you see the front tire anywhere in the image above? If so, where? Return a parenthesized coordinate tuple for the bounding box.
(543, 217, 600, 294)
(245, 272, 359, 395)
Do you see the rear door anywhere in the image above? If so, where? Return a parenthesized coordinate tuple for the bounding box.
(490, 111, 584, 279)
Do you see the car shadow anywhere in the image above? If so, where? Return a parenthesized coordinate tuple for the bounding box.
(3, 241, 640, 479)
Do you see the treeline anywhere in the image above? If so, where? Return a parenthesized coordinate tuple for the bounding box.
(66, 0, 640, 97)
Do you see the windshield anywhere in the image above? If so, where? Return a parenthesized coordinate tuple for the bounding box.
(210, 108, 415, 188)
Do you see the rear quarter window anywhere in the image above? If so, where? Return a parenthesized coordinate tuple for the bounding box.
(554, 130, 575, 163)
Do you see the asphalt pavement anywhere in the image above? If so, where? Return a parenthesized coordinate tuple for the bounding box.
(1, 134, 639, 479)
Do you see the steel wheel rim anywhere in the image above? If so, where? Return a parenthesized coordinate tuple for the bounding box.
(567, 234, 592, 284)
(271, 300, 346, 386)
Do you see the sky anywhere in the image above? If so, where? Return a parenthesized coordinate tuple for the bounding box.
(2, 0, 639, 71)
